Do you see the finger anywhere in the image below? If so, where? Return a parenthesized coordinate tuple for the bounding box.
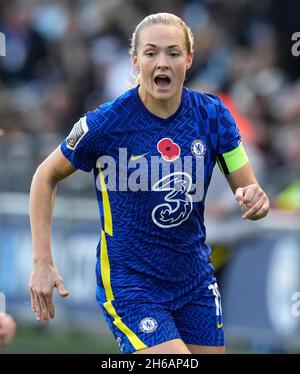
(38, 295, 49, 323)
(30, 289, 36, 313)
(235, 187, 245, 206)
(34, 293, 42, 321)
(250, 201, 269, 219)
(55, 280, 69, 298)
(243, 198, 265, 220)
(45, 294, 55, 320)
(243, 190, 262, 208)
(243, 186, 258, 205)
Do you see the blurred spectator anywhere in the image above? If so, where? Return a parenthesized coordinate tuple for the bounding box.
(0, 0, 299, 202)
(0, 2, 48, 83)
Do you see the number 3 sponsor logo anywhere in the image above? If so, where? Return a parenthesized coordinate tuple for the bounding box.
(151, 172, 193, 228)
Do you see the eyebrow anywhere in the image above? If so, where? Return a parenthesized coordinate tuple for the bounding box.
(144, 43, 181, 49)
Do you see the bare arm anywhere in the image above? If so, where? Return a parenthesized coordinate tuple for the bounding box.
(29, 147, 76, 323)
(226, 162, 269, 220)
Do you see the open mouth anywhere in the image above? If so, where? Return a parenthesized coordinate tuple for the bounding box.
(154, 75, 171, 88)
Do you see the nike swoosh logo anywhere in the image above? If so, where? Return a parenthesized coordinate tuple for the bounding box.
(217, 323, 223, 329)
(130, 153, 148, 161)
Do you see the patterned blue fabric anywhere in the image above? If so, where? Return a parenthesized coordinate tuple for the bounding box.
(96, 270, 224, 354)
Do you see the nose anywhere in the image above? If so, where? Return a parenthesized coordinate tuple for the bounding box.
(156, 52, 169, 69)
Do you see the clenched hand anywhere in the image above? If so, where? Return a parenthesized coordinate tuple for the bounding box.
(235, 184, 269, 220)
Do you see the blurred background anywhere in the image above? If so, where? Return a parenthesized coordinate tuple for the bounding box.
(0, 0, 300, 354)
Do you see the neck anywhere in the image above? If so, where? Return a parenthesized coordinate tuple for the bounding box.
(138, 86, 182, 119)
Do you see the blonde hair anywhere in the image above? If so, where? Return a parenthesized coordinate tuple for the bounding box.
(129, 13, 194, 85)
(130, 13, 194, 56)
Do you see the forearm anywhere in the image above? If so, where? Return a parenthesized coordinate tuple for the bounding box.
(225, 163, 259, 193)
(29, 147, 74, 322)
(30, 166, 57, 265)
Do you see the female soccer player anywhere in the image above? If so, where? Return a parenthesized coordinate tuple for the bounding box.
(29, 13, 269, 354)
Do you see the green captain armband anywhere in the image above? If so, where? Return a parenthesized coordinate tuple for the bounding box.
(217, 142, 249, 175)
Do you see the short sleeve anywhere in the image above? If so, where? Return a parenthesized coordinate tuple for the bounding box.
(60, 109, 103, 172)
(217, 97, 241, 154)
(215, 97, 249, 175)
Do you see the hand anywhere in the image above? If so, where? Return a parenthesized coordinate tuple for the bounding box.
(235, 184, 269, 220)
(0, 313, 16, 347)
(29, 262, 69, 323)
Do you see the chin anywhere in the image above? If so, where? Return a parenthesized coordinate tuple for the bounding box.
(155, 93, 172, 101)
(153, 88, 174, 101)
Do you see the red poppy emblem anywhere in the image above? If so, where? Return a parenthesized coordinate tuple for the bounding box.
(157, 138, 181, 161)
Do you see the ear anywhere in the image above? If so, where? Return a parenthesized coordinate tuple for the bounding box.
(186, 51, 193, 70)
(132, 55, 140, 71)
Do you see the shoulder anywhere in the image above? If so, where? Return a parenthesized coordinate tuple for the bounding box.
(86, 88, 136, 126)
(184, 87, 225, 114)
(184, 87, 221, 105)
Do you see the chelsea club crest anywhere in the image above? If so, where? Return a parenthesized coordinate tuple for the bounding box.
(191, 139, 206, 157)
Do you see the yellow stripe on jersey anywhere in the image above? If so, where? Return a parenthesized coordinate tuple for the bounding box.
(100, 230, 114, 301)
(100, 230, 147, 351)
(217, 142, 249, 175)
(98, 168, 147, 350)
(99, 169, 113, 236)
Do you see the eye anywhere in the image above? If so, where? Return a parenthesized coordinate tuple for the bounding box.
(145, 51, 155, 57)
(170, 51, 180, 57)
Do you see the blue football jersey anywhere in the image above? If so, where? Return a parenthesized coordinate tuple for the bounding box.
(61, 86, 243, 305)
